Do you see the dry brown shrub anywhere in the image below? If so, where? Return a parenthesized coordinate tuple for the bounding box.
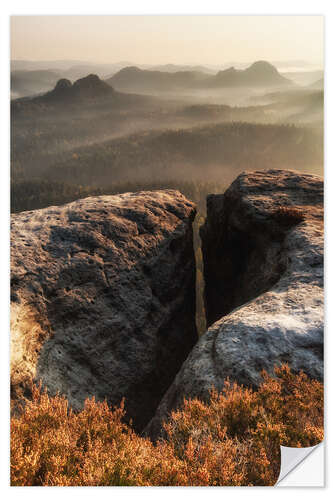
(11, 365, 323, 486)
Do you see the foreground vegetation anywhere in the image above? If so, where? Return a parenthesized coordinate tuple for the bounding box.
(11, 365, 323, 486)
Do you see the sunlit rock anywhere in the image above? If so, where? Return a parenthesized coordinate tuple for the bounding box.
(11, 190, 197, 431)
(146, 169, 323, 439)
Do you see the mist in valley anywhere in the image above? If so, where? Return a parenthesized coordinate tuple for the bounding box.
(11, 59, 323, 207)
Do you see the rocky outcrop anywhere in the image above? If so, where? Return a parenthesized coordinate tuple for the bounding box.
(44, 74, 115, 102)
(11, 190, 197, 431)
(146, 169, 323, 439)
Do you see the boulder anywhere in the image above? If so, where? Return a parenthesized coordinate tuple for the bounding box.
(11, 190, 197, 431)
(146, 169, 323, 439)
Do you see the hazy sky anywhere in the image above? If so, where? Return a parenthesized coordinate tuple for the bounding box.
(11, 15, 324, 66)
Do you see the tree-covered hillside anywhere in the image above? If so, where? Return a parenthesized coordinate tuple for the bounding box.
(14, 122, 321, 187)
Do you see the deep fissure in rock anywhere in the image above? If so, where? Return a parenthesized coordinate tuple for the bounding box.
(200, 193, 288, 328)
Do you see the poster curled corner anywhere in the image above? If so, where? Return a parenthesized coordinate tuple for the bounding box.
(275, 442, 323, 486)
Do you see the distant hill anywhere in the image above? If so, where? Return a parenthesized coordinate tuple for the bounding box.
(107, 66, 211, 92)
(147, 64, 215, 74)
(10, 61, 136, 97)
(11, 60, 293, 99)
(11, 74, 118, 112)
(62, 62, 135, 81)
(11, 60, 135, 82)
(11, 69, 62, 98)
(11, 74, 178, 163)
(11, 59, 90, 71)
(107, 61, 292, 93)
(211, 61, 292, 87)
(253, 88, 324, 125)
(282, 70, 323, 86)
(43, 74, 115, 101)
(308, 78, 324, 90)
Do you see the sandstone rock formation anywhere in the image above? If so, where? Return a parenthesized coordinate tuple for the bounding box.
(146, 169, 323, 439)
(11, 190, 197, 431)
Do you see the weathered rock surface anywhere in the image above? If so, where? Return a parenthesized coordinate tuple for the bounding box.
(11, 190, 197, 431)
(146, 169, 323, 439)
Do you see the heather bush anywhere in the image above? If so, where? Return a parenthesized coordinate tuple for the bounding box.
(164, 365, 323, 486)
(10, 365, 323, 486)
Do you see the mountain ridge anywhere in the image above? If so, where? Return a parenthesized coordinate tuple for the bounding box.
(107, 60, 293, 92)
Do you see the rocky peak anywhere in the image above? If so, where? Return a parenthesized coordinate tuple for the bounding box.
(72, 73, 113, 95)
(54, 78, 72, 91)
(245, 60, 280, 75)
(215, 66, 237, 79)
(45, 74, 114, 102)
(119, 66, 142, 73)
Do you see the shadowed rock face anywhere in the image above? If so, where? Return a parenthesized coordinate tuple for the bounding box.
(11, 190, 197, 431)
(145, 169, 323, 439)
